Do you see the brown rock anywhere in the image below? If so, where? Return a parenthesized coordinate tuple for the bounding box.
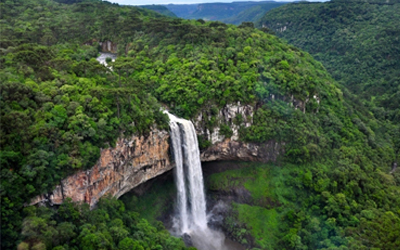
(30, 105, 284, 208)
(99, 41, 118, 53)
(200, 139, 282, 163)
(30, 129, 172, 208)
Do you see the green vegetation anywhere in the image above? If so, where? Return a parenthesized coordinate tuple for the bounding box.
(1, 0, 399, 249)
(208, 163, 281, 247)
(122, 17, 338, 124)
(140, 5, 177, 18)
(17, 197, 189, 250)
(258, 0, 400, 122)
(235, 204, 279, 248)
(121, 179, 176, 224)
(208, 162, 400, 249)
(1, 1, 170, 248)
(163, 4, 198, 19)
(165, 1, 286, 23)
(0, 41, 170, 249)
(221, 2, 287, 25)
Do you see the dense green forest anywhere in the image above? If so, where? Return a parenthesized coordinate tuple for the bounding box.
(258, 0, 400, 122)
(0, 0, 176, 249)
(16, 197, 191, 250)
(1, 0, 399, 249)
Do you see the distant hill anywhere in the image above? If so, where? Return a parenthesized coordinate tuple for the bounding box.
(221, 2, 286, 24)
(164, 4, 198, 18)
(165, 1, 287, 23)
(258, 0, 400, 121)
(140, 5, 177, 18)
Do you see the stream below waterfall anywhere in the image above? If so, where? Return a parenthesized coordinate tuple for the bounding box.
(96, 52, 117, 66)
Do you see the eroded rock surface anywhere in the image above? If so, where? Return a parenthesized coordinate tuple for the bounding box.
(30, 129, 172, 207)
(194, 102, 254, 144)
(99, 40, 118, 53)
(201, 139, 282, 163)
(31, 103, 283, 207)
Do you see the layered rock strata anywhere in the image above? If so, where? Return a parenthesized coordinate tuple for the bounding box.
(99, 40, 118, 53)
(30, 129, 172, 208)
(30, 104, 283, 207)
(201, 139, 282, 163)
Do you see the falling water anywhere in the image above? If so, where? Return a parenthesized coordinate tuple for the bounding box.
(166, 111, 207, 231)
(181, 120, 208, 229)
(169, 119, 189, 232)
(166, 111, 245, 250)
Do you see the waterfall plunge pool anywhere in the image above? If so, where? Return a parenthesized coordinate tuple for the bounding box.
(120, 112, 247, 250)
(120, 163, 247, 250)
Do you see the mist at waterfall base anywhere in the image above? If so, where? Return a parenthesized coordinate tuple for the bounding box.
(166, 111, 244, 250)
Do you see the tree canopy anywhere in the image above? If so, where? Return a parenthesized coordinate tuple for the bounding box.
(258, 0, 400, 122)
(0, 0, 399, 249)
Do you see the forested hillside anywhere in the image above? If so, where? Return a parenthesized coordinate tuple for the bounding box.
(258, 0, 400, 122)
(164, 1, 286, 23)
(0, 0, 173, 249)
(164, 4, 198, 19)
(121, 15, 400, 248)
(140, 5, 177, 18)
(221, 2, 287, 25)
(1, 0, 400, 249)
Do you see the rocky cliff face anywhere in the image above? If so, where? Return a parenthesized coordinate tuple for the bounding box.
(30, 129, 172, 207)
(99, 41, 118, 53)
(30, 104, 283, 207)
(201, 139, 282, 163)
(195, 102, 282, 162)
(194, 102, 254, 144)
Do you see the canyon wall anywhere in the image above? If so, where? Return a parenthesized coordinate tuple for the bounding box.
(99, 41, 118, 53)
(196, 102, 282, 162)
(30, 129, 172, 207)
(30, 104, 283, 207)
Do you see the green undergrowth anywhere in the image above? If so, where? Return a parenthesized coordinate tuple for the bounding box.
(121, 179, 176, 225)
(207, 162, 290, 248)
(207, 159, 400, 249)
(2, 0, 399, 248)
(258, 0, 400, 122)
(207, 162, 294, 206)
(16, 197, 189, 250)
(235, 203, 279, 249)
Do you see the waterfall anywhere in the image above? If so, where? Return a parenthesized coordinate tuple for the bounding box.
(169, 119, 189, 232)
(165, 111, 208, 233)
(165, 111, 244, 250)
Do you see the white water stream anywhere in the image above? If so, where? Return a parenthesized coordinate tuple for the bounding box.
(96, 52, 116, 67)
(166, 112, 207, 231)
(165, 111, 244, 250)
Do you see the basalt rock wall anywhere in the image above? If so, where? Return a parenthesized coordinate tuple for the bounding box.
(201, 139, 282, 163)
(99, 41, 118, 53)
(30, 104, 283, 207)
(30, 129, 172, 208)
